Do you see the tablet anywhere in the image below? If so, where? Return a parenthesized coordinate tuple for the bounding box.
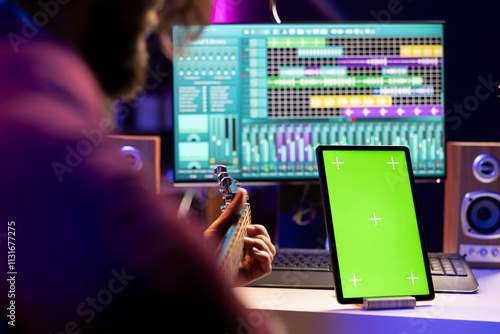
(316, 145, 435, 304)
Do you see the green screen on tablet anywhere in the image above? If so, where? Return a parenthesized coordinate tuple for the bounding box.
(316, 145, 434, 304)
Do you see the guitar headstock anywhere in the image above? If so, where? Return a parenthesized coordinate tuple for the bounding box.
(213, 165, 240, 206)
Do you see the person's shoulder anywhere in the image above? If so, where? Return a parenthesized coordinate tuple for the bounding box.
(1, 36, 101, 103)
(0, 30, 104, 133)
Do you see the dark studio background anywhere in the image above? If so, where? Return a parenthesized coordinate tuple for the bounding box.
(116, 0, 500, 252)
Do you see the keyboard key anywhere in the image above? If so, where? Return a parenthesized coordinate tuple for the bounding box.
(431, 268, 445, 275)
(274, 251, 469, 278)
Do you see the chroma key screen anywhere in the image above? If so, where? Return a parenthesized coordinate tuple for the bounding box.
(172, 23, 445, 183)
(318, 146, 432, 300)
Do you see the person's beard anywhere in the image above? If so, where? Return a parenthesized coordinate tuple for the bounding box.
(81, 1, 151, 101)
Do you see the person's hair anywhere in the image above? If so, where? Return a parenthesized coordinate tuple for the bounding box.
(157, 0, 213, 59)
(16, 0, 213, 59)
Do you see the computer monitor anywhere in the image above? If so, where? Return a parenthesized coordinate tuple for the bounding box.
(172, 22, 445, 184)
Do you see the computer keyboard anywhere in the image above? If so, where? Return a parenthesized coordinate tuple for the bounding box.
(428, 253, 467, 276)
(249, 249, 480, 293)
(272, 250, 332, 271)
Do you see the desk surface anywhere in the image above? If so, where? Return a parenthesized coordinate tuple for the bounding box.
(235, 269, 500, 334)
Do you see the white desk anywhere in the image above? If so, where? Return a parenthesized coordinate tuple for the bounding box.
(235, 269, 500, 334)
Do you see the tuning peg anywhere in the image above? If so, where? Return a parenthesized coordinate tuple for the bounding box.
(213, 165, 227, 175)
(218, 171, 229, 183)
(220, 176, 233, 189)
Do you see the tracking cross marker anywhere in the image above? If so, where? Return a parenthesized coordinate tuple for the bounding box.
(387, 157, 399, 169)
(331, 156, 344, 170)
(369, 212, 381, 226)
(349, 274, 362, 287)
(406, 271, 419, 285)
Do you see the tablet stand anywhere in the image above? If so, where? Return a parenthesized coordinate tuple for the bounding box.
(362, 296, 416, 310)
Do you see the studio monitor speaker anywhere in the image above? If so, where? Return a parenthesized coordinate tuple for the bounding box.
(443, 142, 500, 268)
(107, 135, 161, 194)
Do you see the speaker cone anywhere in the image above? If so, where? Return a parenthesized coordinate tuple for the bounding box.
(466, 196, 500, 234)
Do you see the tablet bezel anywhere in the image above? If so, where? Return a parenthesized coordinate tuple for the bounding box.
(316, 145, 435, 304)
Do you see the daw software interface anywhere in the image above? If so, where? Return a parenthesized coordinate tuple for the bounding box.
(172, 23, 445, 183)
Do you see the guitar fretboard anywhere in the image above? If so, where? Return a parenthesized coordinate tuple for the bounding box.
(217, 203, 252, 283)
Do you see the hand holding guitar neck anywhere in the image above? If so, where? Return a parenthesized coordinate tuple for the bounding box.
(212, 165, 252, 284)
(206, 165, 276, 285)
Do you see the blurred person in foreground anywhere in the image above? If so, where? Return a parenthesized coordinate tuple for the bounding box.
(0, 0, 277, 333)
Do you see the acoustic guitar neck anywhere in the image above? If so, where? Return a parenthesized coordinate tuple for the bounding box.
(214, 165, 252, 283)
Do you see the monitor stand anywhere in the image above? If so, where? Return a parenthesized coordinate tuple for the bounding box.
(277, 183, 327, 249)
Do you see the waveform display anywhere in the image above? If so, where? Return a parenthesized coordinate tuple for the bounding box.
(336, 57, 442, 67)
(381, 67, 408, 76)
(310, 95, 392, 108)
(343, 105, 443, 118)
(373, 86, 434, 97)
(297, 47, 344, 58)
(240, 120, 444, 177)
(268, 37, 327, 48)
(265, 34, 443, 120)
(400, 45, 442, 57)
(268, 75, 424, 88)
(279, 66, 347, 77)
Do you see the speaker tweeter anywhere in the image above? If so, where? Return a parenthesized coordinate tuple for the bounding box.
(472, 153, 500, 183)
(107, 135, 161, 194)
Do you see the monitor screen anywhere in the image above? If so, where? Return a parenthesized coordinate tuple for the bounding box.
(172, 22, 445, 184)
